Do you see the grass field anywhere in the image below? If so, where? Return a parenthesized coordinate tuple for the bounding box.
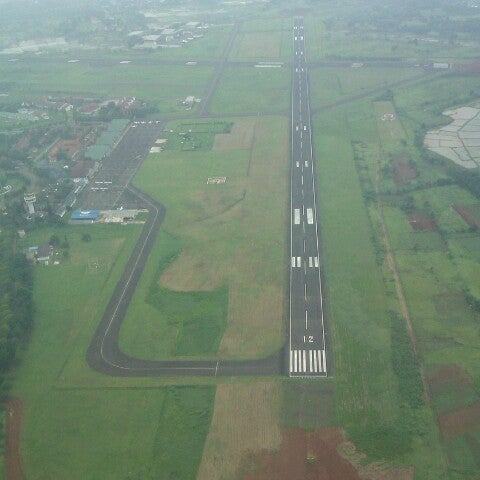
(11, 224, 219, 479)
(0, 61, 214, 112)
(209, 67, 290, 115)
(308, 67, 422, 109)
(121, 115, 289, 359)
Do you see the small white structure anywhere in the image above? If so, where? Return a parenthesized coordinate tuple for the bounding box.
(24, 192, 36, 215)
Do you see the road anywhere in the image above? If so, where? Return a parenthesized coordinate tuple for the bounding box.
(288, 18, 327, 377)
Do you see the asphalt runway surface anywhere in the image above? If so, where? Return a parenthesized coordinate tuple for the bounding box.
(288, 18, 327, 378)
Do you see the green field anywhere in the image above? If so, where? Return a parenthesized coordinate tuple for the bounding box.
(121, 115, 289, 360)
(209, 67, 290, 114)
(0, 61, 214, 112)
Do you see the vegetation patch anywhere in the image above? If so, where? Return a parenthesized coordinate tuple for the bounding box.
(390, 312, 424, 409)
(149, 387, 215, 480)
(164, 121, 233, 152)
(147, 281, 228, 357)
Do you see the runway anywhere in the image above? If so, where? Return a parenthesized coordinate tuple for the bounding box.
(288, 18, 327, 377)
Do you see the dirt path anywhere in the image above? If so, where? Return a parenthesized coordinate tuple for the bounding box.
(374, 150, 431, 404)
(5, 398, 25, 480)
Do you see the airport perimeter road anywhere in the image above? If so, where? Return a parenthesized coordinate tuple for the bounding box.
(288, 18, 327, 377)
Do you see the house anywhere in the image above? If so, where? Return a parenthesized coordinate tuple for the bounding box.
(35, 244, 53, 263)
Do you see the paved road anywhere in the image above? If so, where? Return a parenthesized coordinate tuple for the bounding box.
(288, 18, 327, 377)
(197, 22, 240, 116)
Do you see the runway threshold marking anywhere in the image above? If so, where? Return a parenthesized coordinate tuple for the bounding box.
(289, 349, 326, 374)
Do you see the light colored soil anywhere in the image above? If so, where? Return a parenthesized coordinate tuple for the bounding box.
(160, 249, 224, 291)
(438, 399, 480, 439)
(197, 382, 282, 480)
(213, 120, 256, 151)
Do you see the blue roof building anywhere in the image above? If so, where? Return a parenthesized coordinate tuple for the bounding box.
(70, 209, 100, 221)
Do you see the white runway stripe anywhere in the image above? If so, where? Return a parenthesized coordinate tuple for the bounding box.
(309, 256, 313, 267)
(294, 209, 300, 224)
(322, 350, 326, 373)
(305, 161, 309, 167)
(291, 256, 296, 267)
(306, 208, 314, 224)
(313, 350, 318, 372)
(294, 350, 298, 373)
(309, 350, 313, 372)
(314, 256, 319, 267)
(303, 350, 307, 372)
(297, 256, 301, 267)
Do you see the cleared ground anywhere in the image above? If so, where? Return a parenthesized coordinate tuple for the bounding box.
(197, 381, 282, 480)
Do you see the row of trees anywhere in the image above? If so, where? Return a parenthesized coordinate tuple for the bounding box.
(0, 215, 34, 375)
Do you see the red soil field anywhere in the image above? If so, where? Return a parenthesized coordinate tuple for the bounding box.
(394, 160, 417, 186)
(452, 205, 480, 228)
(408, 212, 436, 231)
(243, 428, 362, 480)
(5, 398, 25, 480)
(438, 400, 480, 439)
